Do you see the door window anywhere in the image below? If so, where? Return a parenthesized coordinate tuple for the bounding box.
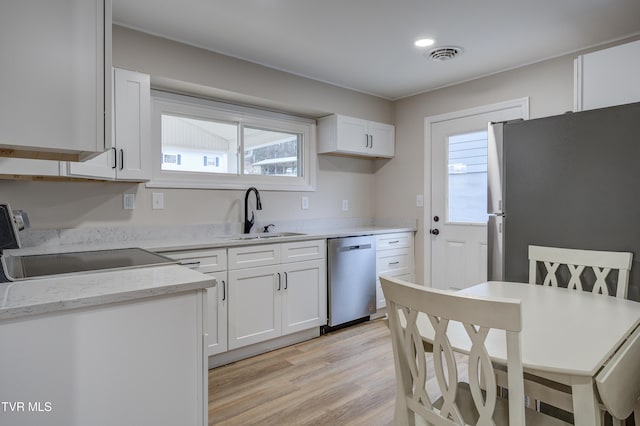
(447, 130, 488, 224)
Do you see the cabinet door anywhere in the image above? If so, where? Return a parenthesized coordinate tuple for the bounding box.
(228, 244, 281, 270)
(206, 271, 228, 356)
(67, 68, 150, 181)
(575, 40, 640, 111)
(336, 115, 369, 153)
(228, 265, 281, 349)
(367, 121, 395, 158)
(0, 0, 109, 159)
(281, 239, 325, 262)
(281, 259, 327, 335)
(66, 145, 115, 179)
(113, 68, 151, 181)
(0, 157, 60, 177)
(376, 232, 412, 250)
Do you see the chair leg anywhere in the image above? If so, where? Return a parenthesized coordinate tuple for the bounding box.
(609, 416, 623, 426)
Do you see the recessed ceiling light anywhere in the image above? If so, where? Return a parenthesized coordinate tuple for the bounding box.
(414, 38, 435, 48)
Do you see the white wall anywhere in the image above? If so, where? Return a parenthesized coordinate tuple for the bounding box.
(380, 55, 575, 285)
(1, 24, 636, 283)
(0, 26, 390, 231)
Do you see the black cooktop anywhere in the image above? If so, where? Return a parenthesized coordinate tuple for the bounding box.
(3, 248, 176, 281)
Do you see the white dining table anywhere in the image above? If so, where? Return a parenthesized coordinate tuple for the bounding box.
(413, 281, 640, 426)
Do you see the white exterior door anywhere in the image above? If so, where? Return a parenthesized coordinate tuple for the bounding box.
(428, 100, 528, 290)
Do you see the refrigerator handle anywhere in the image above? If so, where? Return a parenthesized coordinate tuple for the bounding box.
(487, 122, 504, 215)
(487, 215, 504, 281)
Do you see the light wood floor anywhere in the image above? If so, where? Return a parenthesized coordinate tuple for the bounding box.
(208, 318, 398, 426)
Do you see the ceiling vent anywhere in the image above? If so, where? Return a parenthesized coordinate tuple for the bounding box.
(427, 46, 463, 62)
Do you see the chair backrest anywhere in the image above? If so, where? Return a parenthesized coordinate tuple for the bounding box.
(380, 275, 524, 425)
(595, 325, 640, 420)
(528, 245, 633, 298)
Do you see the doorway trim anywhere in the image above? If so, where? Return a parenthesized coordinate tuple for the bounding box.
(423, 97, 529, 286)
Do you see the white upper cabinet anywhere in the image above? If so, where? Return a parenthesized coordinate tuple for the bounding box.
(0, 157, 61, 178)
(0, 0, 112, 162)
(574, 40, 640, 112)
(66, 68, 151, 181)
(318, 114, 395, 158)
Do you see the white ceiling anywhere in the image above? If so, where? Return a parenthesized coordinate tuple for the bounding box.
(113, 0, 640, 100)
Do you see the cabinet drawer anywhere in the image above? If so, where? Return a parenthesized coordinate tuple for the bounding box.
(163, 248, 227, 273)
(282, 240, 325, 263)
(376, 248, 412, 273)
(376, 232, 412, 250)
(228, 244, 281, 270)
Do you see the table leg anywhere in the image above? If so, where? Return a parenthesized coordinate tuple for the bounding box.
(572, 376, 601, 426)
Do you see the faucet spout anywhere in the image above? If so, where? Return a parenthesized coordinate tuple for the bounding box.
(243, 187, 262, 234)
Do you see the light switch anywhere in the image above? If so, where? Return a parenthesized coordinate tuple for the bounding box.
(301, 196, 309, 210)
(152, 192, 165, 210)
(342, 199, 349, 211)
(416, 194, 424, 208)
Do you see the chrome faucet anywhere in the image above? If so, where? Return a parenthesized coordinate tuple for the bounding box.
(243, 187, 262, 234)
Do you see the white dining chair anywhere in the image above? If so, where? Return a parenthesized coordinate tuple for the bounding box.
(380, 275, 571, 425)
(510, 245, 634, 422)
(528, 245, 633, 298)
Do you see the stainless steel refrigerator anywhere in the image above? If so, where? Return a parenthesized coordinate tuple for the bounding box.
(487, 102, 640, 302)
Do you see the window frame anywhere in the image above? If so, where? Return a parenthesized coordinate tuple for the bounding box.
(147, 90, 317, 191)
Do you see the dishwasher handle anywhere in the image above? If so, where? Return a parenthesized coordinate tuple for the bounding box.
(338, 243, 373, 252)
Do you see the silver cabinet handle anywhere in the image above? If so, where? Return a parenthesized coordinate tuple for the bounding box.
(365, 134, 369, 148)
(370, 134, 373, 149)
(178, 260, 201, 268)
(119, 149, 124, 171)
(388, 261, 400, 266)
(284, 272, 288, 290)
(388, 240, 400, 244)
(221, 280, 226, 301)
(276, 273, 281, 291)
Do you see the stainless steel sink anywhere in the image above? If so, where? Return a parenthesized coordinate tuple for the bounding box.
(228, 232, 306, 241)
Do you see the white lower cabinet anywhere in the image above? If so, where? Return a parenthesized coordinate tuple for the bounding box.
(376, 232, 415, 310)
(163, 240, 327, 356)
(228, 264, 282, 349)
(228, 240, 326, 350)
(206, 270, 228, 356)
(162, 248, 227, 356)
(0, 291, 207, 426)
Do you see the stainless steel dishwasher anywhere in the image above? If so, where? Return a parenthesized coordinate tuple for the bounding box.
(327, 235, 376, 327)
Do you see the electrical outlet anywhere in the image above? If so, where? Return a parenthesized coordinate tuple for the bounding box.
(342, 199, 349, 211)
(416, 194, 424, 207)
(152, 192, 164, 210)
(301, 196, 309, 210)
(123, 193, 135, 210)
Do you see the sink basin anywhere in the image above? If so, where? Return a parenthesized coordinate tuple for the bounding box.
(229, 232, 306, 241)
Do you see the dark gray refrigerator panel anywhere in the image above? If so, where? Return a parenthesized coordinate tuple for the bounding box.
(502, 102, 640, 301)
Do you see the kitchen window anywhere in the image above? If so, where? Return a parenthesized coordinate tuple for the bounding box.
(148, 91, 316, 190)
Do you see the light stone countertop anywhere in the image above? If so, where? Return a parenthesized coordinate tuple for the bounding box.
(0, 225, 415, 321)
(149, 225, 416, 253)
(5, 225, 416, 256)
(0, 265, 214, 321)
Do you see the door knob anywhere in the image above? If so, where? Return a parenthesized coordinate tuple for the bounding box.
(430, 229, 440, 235)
